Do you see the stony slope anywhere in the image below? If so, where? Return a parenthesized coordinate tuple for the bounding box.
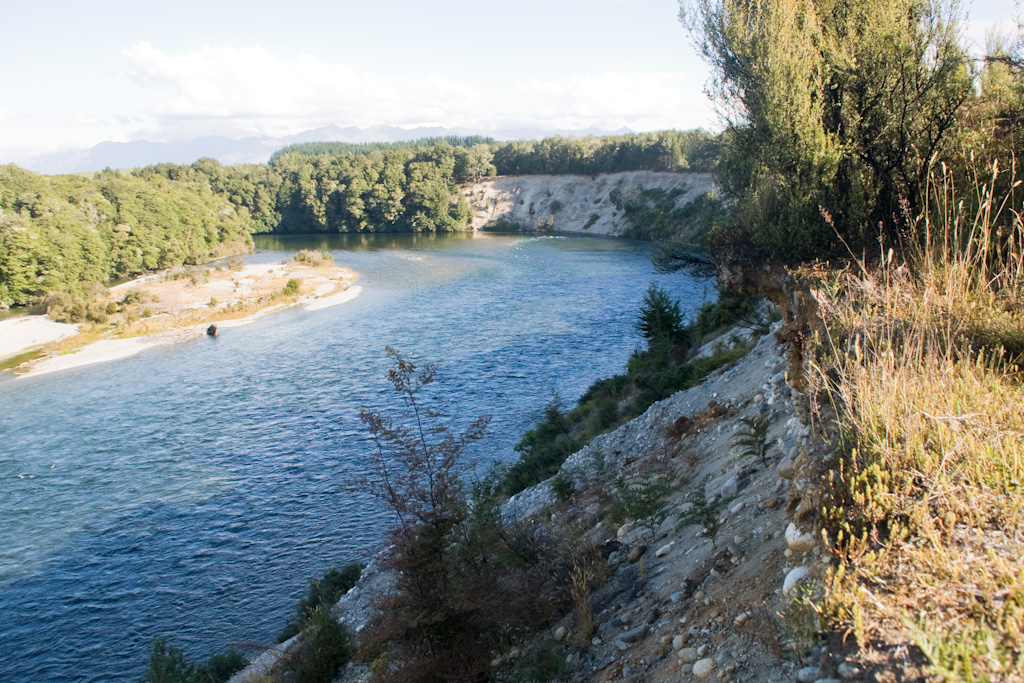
(240, 322, 842, 683)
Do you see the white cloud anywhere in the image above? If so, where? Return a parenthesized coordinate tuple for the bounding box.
(120, 42, 711, 139)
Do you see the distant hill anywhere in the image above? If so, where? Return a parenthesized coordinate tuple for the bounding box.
(20, 125, 634, 175)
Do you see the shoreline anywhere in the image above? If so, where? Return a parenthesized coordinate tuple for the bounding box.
(5, 282, 362, 379)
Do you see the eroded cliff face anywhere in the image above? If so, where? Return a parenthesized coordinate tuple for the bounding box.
(464, 171, 715, 236)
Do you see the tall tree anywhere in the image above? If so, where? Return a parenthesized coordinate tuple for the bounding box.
(683, 0, 973, 261)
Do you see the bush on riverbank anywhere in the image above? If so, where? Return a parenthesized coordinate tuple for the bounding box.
(139, 638, 246, 683)
(278, 562, 363, 643)
(501, 288, 765, 496)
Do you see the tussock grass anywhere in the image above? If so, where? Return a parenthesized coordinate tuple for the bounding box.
(813, 163, 1024, 680)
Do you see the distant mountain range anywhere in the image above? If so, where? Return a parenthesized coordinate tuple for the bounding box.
(21, 124, 635, 175)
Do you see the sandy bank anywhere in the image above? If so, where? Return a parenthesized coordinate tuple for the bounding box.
(0, 317, 80, 359)
(10, 258, 362, 378)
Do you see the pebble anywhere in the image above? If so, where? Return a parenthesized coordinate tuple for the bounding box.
(797, 666, 822, 682)
(733, 534, 745, 545)
(777, 455, 796, 479)
(617, 523, 631, 538)
(591, 636, 603, 646)
(733, 612, 749, 627)
(692, 658, 716, 678)
(655, 541, 674, 557)
(715, 650, 732, 665)
(837, 662, 861, 679)
(785, 522, 817, 553)
(672, 634, 685, 651)
(554, 626, 566, 641)
(720, 476, 739, 499)
(619, 624, 648, 643)
(783, 566, 811, 595)
(670, 591, 683, 603)
(730, 501, 745, 514)
(627, 545, 647, 563)
(678, 647, 699, 663)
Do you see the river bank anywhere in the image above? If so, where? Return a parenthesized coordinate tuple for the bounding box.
(1, 258, 360, 378)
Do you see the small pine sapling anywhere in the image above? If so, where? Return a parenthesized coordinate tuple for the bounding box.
(615, 471, 670, 543)
(678, 478, 729, 547)
(733, 414, 772, 467)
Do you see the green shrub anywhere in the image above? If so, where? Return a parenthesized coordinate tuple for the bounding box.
(283, 278, 301, 296)
(637, 283, 687, 347)
(289, 606, 350, 683)
(227, 256, 246, 271)
(278, 562, 362, 643)
(139, 638, 246, 683)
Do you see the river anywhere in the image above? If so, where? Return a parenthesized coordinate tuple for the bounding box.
(0, 232, 711, 682)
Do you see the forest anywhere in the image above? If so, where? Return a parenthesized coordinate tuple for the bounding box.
(0, 130, 719, 309)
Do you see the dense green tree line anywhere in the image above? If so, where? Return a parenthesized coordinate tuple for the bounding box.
(268, 135, 497, 164)
(0, 164, 252, 307)
(491, 130, 720, 175)
(273, 130, 720, 176)
(683, 0, 1023, 263)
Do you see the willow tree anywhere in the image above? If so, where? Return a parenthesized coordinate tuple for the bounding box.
(682, 0, 973, 261)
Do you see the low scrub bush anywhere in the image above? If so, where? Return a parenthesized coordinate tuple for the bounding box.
(278, 562, 362, 643)
(292, 249, 333, 266)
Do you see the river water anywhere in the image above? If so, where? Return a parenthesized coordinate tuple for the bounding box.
(0, 232, 711, 682)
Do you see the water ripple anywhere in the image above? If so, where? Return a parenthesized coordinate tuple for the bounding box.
(0, 233, 711, 681)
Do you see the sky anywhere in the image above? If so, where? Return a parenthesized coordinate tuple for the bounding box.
(0, 0, 1019, 164)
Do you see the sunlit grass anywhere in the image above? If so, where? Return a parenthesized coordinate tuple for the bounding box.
(812, 162, 1024, 680)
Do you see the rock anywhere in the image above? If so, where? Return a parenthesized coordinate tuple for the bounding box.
(672, 634, 685, 651)
(610, 617, 624, 628)
(678, 647, 699, 663)
(670, 591, 683, 603)
(798, 666, 822, 682)
(720, 476, 739, 499)
(730, 501, 745, 514)
(619, 624, 648, 643)
(783, 566, 811, 595)
(613, 639, 630, 651)
(554, 626, 567, 641)
(627, 545, 647, 563)
(655, 541, 674, 557)
(814, 679, 843, 683)
(771, 371, 786, 385)
(733, 534, 745, 545)
(601, 539, 622, 557)
(617, 523, 632, 538)
(837, 662, 861, 679)
(591, 636, 603, 646)
(715, 650, 732, 665)
(777, 454, 796, 479)
(206, 323, 218, 337)
(733, 612, 749, 627)
(726, 543, 742, 558)
(785, 523, 818, 553)
(692, 658, 716, 678)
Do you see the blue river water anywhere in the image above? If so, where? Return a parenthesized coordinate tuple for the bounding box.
(0, 232, 711, 682)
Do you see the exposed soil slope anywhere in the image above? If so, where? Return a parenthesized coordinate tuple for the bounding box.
(466, 171, 715, 235)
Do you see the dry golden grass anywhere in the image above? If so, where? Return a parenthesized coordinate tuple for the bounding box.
(812, 164, 1024, 680)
